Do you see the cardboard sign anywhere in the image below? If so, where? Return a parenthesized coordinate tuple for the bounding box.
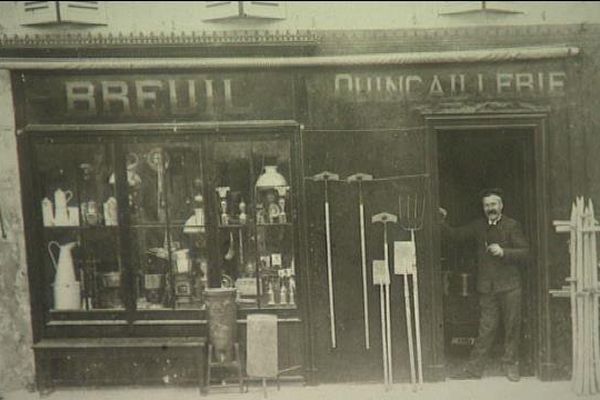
(394, 241, 416, 275)
(372, 260, 390, 286)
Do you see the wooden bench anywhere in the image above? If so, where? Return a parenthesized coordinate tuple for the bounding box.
(33, 337, 207, 394)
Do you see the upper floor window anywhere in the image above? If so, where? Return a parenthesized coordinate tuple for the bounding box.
(18, 1, 107, 26)
(439, 1, 524, 16)
(204, 1, 286, 21)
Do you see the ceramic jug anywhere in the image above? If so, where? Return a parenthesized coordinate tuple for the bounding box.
(41, 197, 54, 226)
(48, 241, 80, 310)
(173, 249, 191, 273)
(54, 189, 73, 226)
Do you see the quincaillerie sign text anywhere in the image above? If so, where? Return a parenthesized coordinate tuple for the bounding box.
(22, 72, 294, 124)
(333, 70, 567, 100)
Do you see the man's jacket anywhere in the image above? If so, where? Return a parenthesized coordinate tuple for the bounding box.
(442, 216, 529, 293)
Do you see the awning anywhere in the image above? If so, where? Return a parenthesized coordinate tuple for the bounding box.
(0, 46, 579, 71)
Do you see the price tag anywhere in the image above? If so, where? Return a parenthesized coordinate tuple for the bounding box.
(394, 241, 416, 275)
(372, 260, 390, 286)
(271, 253, 282, 268)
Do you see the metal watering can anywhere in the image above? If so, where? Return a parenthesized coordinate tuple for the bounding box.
(48, 241, 80, 310)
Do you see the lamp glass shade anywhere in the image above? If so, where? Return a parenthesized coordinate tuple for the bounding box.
(255, 165, 287, 188)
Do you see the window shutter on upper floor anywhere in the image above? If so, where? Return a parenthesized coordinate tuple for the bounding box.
(19, 1, 60, 25)
(204, 1, 285, 21)
(59, 1, 107, 24)
(439, 1, 524, 16)
(242, 1, 285, 19)
(18, 1, 107, 25)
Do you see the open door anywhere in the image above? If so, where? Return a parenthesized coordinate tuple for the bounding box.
(436, 128, 536, 377)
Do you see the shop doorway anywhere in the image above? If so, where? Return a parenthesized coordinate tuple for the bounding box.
(436, 128, 536, 378)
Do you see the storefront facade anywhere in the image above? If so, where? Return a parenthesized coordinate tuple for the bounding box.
(1, 22, 600, 389)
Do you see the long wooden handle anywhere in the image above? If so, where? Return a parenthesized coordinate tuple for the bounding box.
(411, 230, 424, 387)
(403, 273, 416, 387)
(380, 284, 388, 387)
(359, 200, 370, 349)
(325, 199, 336, 348)
(412, 270, 424, 386)
(385, 282, 393, 386)
(383, 227, 393, 385)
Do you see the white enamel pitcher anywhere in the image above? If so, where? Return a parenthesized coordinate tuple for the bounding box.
(53, 189, 73, 226)
(48, 241, 80, 310)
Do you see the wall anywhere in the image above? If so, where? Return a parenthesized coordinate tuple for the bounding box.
(1, 2, 600, 34)
(0, 69, 35, 391)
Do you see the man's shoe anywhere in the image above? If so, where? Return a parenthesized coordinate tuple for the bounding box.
(504, 363, 520, 382)
(449, 368, 482, 380)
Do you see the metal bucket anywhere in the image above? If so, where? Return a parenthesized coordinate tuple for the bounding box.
(204, 288, 237, 362)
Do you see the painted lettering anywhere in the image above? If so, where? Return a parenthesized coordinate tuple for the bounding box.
(335, 74, 353, 92)
(549, 72, 566, 92)
(429, 75, 444, 96)
(168, 79, 197, 115)
(496, 73, 513, 93)
(135, 80, 163, 112)
(102, 81, 131, 115)
(66, 81, 96, 115)
(406, 75, 423, 94)
(515, 73, 534, 92)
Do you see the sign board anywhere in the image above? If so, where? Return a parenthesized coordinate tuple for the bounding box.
(21, 72, 295, 124)
(394, 241, 416, 275)
(372, 259, 390, 286)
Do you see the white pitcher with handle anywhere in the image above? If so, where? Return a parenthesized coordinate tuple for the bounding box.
(48, 241, 80, 310)
(54, 189, 73, 226)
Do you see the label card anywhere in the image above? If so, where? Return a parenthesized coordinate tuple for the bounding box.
(372, 260, 390, 286)
(394, 241, 416, 275)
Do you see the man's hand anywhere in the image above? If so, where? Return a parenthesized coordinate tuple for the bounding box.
(487, 243, 504, 258)
(438, 207, 448, 221)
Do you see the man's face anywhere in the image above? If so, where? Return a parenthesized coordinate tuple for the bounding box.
(482, 195, 503, 221)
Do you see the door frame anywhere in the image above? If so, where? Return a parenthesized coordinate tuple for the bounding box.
(422, 109, 554, 381)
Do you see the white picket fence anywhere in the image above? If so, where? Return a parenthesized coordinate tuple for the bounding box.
(552, 197, 600, 396)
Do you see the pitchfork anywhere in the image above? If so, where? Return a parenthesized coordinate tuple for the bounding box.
(398, 192, 426, 390)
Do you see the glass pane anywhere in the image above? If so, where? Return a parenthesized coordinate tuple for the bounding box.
(125, 142, 207, 310)
(35, 141, 124, 311)
(214, 138, 296, 309)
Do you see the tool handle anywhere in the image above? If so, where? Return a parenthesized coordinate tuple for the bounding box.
(359, 202, 370, 349)
(324, 200, 336, 348)
(412, 271, 424, 386)
(403, 274, 416, 387)
(380, 284, 388, 388)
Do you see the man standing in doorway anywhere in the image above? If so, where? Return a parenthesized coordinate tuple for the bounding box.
(439, 188, 529, 382)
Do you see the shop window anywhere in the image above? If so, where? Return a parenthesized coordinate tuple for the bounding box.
(204, 1, 286, 21)
(18, 1, 108, 26)
(439, 1, 524, 16)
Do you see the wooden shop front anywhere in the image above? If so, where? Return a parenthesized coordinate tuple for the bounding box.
(9, 44, 580, 389)
(15, 70, 308, 389)
(300, 53, 575, 383)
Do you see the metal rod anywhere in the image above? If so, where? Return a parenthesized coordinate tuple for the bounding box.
(358, 182, 370, 349)
(383, 225, 393, 386)
(411, 230, 424, 388)
(324, 181, 336, 348)
(380, 282, 388, 388)
(403, 272, 416, 388)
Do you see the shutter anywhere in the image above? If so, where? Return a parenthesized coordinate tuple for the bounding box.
(18, 1, 60, 25)
(204, 1, 242, 20)
(439, 1, 523, 16)
(242, 1, 285, 19)
(58, 1, 107, 24)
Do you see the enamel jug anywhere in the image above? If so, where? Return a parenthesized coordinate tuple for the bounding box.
(41, 197, 54, 226)
(53, 189, 73, 226)
(48, 241, 80, 310)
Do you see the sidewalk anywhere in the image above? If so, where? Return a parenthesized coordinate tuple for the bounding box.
(1, 378, 584, 400)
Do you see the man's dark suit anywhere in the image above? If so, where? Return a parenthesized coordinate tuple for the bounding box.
(442, 215, 529, 370)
